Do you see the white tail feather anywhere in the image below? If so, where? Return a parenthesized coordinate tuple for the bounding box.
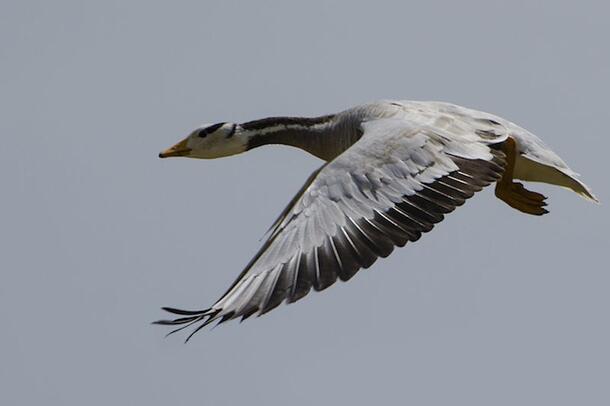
(514, 155, 599, 203)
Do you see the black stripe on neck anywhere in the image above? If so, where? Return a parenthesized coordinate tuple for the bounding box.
(241, 114, 335, 131)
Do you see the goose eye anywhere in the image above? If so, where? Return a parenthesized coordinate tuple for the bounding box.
(198, 129, 208, 138)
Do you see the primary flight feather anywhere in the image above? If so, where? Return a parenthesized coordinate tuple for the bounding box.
(155, 100, 597, 341)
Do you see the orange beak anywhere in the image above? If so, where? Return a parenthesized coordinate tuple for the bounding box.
(159, 137, 192, 158)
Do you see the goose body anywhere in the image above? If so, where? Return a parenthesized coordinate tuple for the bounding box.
(156, 100, 597, 340)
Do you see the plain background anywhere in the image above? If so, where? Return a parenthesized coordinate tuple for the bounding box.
(1, 1, 608, 405)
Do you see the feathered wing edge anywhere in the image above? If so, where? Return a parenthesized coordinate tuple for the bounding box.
(153, 307, 221, 342)
(154, 147, 507, 341)
(151, 170, 329, 343)
(152, 168, 328, 343)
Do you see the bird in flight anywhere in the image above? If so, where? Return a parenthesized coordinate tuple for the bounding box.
(155, 100, 597, 341)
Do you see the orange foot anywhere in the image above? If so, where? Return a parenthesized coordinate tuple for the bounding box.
(495, 181, 548, 216)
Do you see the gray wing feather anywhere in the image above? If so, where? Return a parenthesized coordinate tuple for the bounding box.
(155, 115, 506, 339)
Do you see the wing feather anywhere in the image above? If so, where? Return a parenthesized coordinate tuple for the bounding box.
(156, 117, 507, 338)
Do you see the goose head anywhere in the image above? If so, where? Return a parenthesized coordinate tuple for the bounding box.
(159, 122, 248, 159)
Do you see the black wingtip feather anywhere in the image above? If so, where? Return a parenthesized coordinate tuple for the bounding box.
(166, 317, 204, 338)
(161, 307, 210, 316)
(152, 307, 223, 342)
(152, 315, 200, 325)
(183, 316, 217, 343)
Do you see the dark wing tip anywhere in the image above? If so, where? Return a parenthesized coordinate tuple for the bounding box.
(153, 307, 222, 342)
(161, 306, 211, 315)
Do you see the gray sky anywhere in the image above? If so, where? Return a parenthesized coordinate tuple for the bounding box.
(1, 1, 608, 405)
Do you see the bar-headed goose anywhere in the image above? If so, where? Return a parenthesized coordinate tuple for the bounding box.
(155, 100, 597, 341)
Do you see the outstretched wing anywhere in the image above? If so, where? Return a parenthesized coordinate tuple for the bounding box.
(155, 117, 506, 340)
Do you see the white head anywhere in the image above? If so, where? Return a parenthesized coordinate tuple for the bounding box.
(159, 122, 249, 159)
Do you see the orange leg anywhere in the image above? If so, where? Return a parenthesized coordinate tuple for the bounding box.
(495, 137, 549, 216)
